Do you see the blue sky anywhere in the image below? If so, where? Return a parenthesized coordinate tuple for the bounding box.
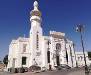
(0, 0, 91, 60)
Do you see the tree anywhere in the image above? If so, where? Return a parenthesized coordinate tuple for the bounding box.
(88, 52, 91, 58)
(88, 52, 91, 60)
(3, 55, 8, 67)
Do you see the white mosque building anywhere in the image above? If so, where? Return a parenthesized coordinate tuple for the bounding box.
(7, 1, 90, 71)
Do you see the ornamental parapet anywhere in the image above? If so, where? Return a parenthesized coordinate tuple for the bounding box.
(50, 31, 65, 38)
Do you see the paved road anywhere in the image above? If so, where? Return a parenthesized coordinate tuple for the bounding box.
(12, 70, 70, 75)
(0, 70, 69, 75)
(0, 72, 12, 75)
(1, 68, 91, 75)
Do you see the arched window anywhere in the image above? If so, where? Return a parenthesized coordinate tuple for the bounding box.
(23, 44, 27, 52)
(56, 43, 61, 55)
(80, 56, 83, 61)
(56, 43, 61, 50)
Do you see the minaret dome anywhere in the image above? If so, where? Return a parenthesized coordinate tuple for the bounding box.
(30, 1, 41, 17)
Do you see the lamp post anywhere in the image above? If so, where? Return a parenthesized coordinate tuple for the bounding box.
(76, 24, 89, 75)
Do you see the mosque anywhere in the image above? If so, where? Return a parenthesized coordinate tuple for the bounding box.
(7, 1, 90, 71)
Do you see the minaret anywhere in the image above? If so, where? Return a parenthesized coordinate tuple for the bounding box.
(30, 0, 42, 37)
(29, 1, 43, 66)
(30, 0, 42, 33)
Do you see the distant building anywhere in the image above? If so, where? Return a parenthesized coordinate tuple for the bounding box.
(75, 52, 91, 67)
(7, 1, 91, 71)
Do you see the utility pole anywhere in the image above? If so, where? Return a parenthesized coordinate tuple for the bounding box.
(76, 24, 89, 75)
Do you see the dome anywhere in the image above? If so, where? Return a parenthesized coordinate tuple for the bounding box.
(30, 1, 41, 17)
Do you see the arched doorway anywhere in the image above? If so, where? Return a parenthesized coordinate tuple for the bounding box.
(56, 43, 61, 66)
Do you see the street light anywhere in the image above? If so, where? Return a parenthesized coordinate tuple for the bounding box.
(76, 24, 89, 75)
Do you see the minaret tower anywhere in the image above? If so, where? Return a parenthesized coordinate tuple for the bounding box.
(29, 1, 43, 66)
(30, 1, 42, 37)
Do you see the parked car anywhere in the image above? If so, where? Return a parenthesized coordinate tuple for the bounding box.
(88, 65, 91, 72)
(28, 65, 41, 72)
(41, 67, 46, 72)
(57, 64, 71, 70)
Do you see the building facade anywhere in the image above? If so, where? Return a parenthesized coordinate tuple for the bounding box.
(7, 1, 90, 71)
(75, 52, 90, 67)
